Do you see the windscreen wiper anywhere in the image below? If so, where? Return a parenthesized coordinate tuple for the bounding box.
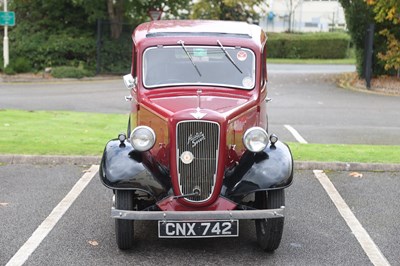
(217, 40, 242, 74)
(177, 40, 202, 77)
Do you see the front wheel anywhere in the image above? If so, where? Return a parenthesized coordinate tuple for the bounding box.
(255, 189, 285, 252)
(115, 190, 134, 250)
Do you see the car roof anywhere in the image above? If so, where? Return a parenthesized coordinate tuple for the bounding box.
(133, 20, 266, 49)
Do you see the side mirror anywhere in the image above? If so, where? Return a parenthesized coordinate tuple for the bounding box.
(123, 74, 137, 90)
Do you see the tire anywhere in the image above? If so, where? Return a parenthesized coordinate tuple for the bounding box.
(255, 189, 285, 252)
(115, 190, 134, 250)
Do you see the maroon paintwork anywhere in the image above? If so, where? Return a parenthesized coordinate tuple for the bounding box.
(100, 19, 294, 251)
(129, 20, 268, 208)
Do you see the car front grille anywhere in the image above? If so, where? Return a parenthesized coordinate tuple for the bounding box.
(176, 121, 219, 202)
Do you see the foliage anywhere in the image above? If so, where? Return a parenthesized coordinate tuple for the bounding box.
(366, 0, 400, 74)
(268, 58, 356, 64)
(3, 57, 32, 74)
(51, 66, 95, 79)
(267, 33, 350, 59)
(4, 66, 16, 75)
(73, 0, 191, 39)
(71, 0, 108, 23)
(339, 0, 374, 77)
(6, 31, 96, 71)
(9, 0, 95, 34)
(377, 30, 400, 72)
(1, 0, 97, 74)
(126, 0, 191, 23)
(339, 0, 398, 77)
(98, 36, 131, 74)
(0, 0, 192, 75)
(366, 0, 400, 24)
(190, 0, 264, 22)
(12, 57, 32, 73)
(1, 0, 368, 76)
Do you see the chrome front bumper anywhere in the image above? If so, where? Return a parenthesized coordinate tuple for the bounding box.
(111, 206, 285, 221)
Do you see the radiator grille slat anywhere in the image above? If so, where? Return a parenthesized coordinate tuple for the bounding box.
(177, 121, 219, 202)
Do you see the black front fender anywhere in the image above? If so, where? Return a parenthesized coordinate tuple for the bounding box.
(99, 139, 170, 198)
(223, 141, 293, 198)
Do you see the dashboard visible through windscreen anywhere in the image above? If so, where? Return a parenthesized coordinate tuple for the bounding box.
(143, 45, 255, 89)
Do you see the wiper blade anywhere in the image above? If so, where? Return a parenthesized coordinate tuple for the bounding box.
(177, 40, 202, 77)
(217, 40, 242, 74)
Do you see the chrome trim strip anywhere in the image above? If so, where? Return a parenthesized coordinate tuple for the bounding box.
(112, 206, 285, 220)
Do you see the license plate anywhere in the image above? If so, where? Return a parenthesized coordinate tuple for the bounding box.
(158, 220, 239, 238)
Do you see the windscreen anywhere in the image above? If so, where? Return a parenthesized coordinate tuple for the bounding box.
(143, 45, 256, 89)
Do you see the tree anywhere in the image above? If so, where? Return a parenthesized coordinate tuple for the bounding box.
(366, 0, 400, 24)
(9, 0, 94, 34)
(366, 0, 400, 76)
(285, 0, 302, 32)
(5, 0, 96, 70)
(106, 0, 190, 39)
(72, 0, 190, 39)
(128, 0, 191, 21)
(190, 0, 264, 23)
(72, 0, 127, 39)
(107, 0, 124, 39)
(339, 0, 387, 77)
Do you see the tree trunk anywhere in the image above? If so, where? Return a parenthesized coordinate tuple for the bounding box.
(107, 0, 124, 39)
(287, 0, 293, 32)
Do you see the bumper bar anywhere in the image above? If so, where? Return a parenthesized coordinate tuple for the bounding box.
(111, 206, 285, 221)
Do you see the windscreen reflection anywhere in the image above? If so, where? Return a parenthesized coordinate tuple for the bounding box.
(143, 45, 255, 89)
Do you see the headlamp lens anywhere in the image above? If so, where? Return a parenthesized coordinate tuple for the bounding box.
(130, 126, 156, 152)
(243, 127, 269, 152)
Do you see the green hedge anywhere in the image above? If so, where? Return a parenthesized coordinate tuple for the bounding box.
(0, 25, 131, 76)
(267, 32, 351, 59)
(98, 37, 132, 74)
(0, 31, 96, 74)
(51, 66, 95, 79)
(1, 29, 351, 76)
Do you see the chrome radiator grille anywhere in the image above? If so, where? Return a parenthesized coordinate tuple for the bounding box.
(177, 121, 219, 202)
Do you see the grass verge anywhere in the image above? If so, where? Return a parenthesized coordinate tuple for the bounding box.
(289, 142, 400, 164)
(1, 110, 399, 164)
(0, 109, 126, 155)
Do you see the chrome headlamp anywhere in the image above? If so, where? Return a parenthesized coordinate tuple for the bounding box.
(243, 127, 269, 153)
(130, 126, 156, 152)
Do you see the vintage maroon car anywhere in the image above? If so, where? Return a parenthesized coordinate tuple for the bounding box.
(100, 20, 293, 251)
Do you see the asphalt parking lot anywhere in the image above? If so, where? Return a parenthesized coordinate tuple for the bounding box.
(1, 67, 399, 265)
(1, 163, 398, 266)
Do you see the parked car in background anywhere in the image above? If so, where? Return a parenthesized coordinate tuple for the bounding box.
(100, 20, 294, 252)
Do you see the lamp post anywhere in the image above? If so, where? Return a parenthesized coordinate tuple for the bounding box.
(3, 0, 9, 68)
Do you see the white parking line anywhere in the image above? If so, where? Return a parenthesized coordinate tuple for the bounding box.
(6, 165, 100, 266)
(313, 170, 390, 266)
(284, 124, 308, 144)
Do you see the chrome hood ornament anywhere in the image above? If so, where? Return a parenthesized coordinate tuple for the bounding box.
(190, 89, 206, 119)
(190, 107, 207, 119)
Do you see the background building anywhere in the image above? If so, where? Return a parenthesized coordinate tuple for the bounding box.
(259, 0, 346, 32)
